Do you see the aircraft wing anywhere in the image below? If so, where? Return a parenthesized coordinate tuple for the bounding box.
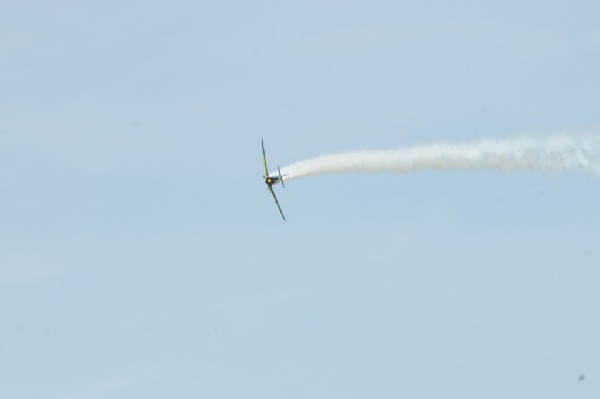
(269, 186, 286, 221)
(261, 139, 269, 177)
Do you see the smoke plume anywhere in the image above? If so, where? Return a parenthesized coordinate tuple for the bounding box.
(281, 136, 600, 181)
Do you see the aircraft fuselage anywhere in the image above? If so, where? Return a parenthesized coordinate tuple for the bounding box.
(265, 174, 283, 186)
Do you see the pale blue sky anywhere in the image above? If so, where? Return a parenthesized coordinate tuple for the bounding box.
(1, 1, 599, 398)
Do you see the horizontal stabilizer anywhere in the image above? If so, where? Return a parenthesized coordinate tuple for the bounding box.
(278, 166, 285, 188)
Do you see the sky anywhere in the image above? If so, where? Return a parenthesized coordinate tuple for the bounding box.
(1, 0, 600, 398)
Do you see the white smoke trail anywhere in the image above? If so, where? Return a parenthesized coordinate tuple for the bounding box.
(281, 136, 600, 181)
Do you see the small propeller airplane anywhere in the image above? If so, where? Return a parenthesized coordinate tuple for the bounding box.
(262, 139, 287, 221)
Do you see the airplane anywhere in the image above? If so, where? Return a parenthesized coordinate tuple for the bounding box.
(262, 139, 287, 221)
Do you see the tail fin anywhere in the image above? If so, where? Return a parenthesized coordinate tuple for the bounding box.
(278, 166, 285, 188)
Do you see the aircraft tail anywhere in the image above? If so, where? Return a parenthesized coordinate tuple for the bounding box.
(278, 166, 285, 188)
